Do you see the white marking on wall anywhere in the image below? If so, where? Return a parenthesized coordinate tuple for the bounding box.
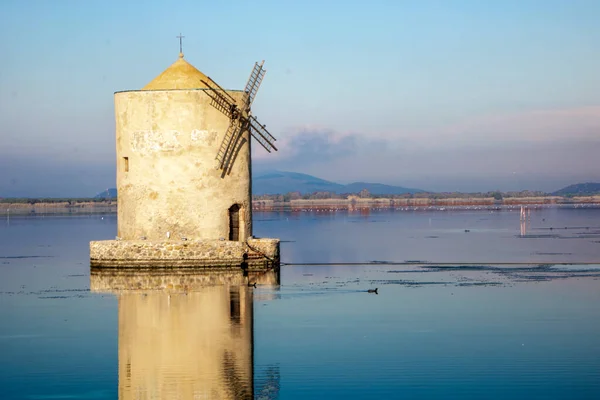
(192, 129, 217, 145)
(131, 130, 218, 153)
(132, 130, 181, 153)
(191, 129, 209, 141)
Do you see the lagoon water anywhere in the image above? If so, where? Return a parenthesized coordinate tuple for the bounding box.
(1, 207, 599, 399)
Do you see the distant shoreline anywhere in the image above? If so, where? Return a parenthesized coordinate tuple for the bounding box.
(1, 196, 599, 215)
(254, 197, 600, 212)
(1, 202, 116, 215)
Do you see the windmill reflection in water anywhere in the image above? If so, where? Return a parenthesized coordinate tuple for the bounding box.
(90, 268, 280, 400)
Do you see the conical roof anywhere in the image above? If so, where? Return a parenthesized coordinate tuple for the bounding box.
(142, 53, 210, 90)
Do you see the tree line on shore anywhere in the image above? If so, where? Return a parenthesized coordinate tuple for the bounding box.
(0, 198, 114, 205)
(0, 189, 580, 205)
(254, 189, 550, 202)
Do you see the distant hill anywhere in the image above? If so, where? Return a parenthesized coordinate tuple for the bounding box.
(252, 171, 424, 195)
(95, 188, 117, 199)
(95, 171, 424, 198)
(253, 171, 344, 194)
(552, 182, 600, 196)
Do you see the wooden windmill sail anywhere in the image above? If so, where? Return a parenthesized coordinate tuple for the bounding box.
(201, 61, 277, 173)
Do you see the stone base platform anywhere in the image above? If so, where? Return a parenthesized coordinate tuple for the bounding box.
(89, 237, 279, 269)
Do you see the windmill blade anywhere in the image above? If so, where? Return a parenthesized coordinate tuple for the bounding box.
(220, 122, 246, 173)
(248, 116, 277, 153)
(204, 89, 234, 118)
(249, 115, 276, 144)
(201, 80, 237, 118)
(204, 76, 238, 104)
(243, 61, 266, 109)
(215, 120, 242, 170)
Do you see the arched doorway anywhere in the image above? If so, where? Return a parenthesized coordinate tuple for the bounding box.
(229, 204, 241, 241)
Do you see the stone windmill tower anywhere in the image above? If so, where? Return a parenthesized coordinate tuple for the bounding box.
(90, 43, 279, 269)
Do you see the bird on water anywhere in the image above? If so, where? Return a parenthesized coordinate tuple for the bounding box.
(367, 288, 378, 294)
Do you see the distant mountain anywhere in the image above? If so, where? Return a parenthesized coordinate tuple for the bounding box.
(252, 171, 424, 195)
(95, 188, 117, 199)
(253, 171, 344, 194)
(552, 182, 600, 196)
(95, 171, 424, 198)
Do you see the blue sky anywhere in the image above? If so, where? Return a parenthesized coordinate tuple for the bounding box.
(1, 0, 599, 196)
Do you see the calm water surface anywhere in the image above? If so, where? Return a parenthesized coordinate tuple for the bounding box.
(1, 207, 599, 399)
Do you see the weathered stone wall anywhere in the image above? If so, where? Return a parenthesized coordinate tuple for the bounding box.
(89, 238, 279, 269)
(115, 89, 252, 242)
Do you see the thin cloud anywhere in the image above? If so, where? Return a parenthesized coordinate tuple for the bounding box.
(254, 127, 388, 165)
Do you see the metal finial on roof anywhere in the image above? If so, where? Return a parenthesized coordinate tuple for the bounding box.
(176, 33, 185, 58)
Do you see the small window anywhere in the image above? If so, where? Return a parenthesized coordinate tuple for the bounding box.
(123, 157, 129, 172)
